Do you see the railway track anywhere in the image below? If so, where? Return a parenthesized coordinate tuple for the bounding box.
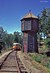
(0, 50, 28, 73)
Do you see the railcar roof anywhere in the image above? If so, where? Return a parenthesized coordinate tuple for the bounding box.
(13, 43, 21, 46)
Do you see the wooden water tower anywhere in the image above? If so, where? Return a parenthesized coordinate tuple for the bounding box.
(21, 11, 39, 53)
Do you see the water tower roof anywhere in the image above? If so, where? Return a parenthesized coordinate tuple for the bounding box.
(21, 11, 38, 20)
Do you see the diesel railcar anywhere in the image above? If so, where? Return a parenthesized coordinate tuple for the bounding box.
(12, 43, 21, 51)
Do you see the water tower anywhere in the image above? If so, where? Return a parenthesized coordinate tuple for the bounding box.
(21, 11, 39, 52)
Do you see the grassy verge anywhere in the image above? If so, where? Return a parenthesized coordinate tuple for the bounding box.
(28, 53, 50, 73)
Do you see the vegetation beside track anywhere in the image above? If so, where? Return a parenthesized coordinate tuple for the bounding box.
(28, 53, 50, 73)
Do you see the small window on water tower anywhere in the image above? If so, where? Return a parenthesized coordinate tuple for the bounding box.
(25, 21, 31, 30)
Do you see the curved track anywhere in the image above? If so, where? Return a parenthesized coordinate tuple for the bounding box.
(0, 50, 27, 73)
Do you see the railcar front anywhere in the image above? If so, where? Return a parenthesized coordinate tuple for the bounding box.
(12, 43, 21, 51)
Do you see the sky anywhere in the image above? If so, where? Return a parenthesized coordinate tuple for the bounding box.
(0, 0, 50, 34)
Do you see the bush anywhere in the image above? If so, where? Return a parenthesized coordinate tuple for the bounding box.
(29, 53, 50, 69)
(42, 58, 50, 69)
(44, 38, 50, 48)
(34, 54, 47, 63)
(29, 53, 47, 63)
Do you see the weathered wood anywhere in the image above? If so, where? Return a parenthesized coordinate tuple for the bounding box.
(21, 12, 39, 53)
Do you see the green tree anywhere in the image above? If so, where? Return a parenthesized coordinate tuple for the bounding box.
(38, 8, 50, 49)
(46, 17, 50, 35)
(14, 31, 22, 43)
(39, 8, 50, 38)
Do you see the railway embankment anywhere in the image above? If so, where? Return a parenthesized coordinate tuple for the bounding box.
(17, 51, 49, 73)
(0, 50, 12, 59)
(0, 50, 50, 73)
